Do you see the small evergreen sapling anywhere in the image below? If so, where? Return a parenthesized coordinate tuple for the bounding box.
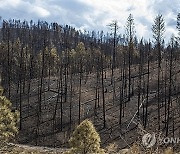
(67, 119, 104, 154)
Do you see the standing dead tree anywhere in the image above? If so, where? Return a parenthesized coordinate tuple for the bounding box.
(125, 14, 135, 101)
(152, 14, 165, 130)
(166, 36, 174, 136)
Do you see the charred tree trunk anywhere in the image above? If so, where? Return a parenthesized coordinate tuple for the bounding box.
(101, 55, 106, 128)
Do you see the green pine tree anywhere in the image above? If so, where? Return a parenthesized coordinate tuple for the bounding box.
(67, 119, 104, 154)
(0, 86, 19, 146)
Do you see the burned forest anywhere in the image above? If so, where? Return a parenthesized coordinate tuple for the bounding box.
(0, 14, 180, 150)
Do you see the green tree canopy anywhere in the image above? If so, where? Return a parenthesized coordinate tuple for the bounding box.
(0, 86, 19, 145)
(68, 119, 104, 154)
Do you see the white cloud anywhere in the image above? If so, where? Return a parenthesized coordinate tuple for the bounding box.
(0, 0, 179, 42)
(0, 0, 21, 8)
(136, 23, 148, 39)
(30, 6, 50, 17)
(75, 0, 179, 42)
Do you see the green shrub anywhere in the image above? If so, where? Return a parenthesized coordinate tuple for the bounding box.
(67, 119, 104, 154)
(0, 86, 19, 145)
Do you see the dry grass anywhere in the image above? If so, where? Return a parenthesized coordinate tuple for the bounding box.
(0, 143, 67, 154)
(106, 143, 179, 154)
(0, 142, 179, 154)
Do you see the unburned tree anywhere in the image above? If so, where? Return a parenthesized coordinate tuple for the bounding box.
(0, 86, 19, 146)
(67, 119, 104, 154)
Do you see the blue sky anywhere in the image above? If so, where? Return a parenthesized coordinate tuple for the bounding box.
(0, 0, 179, 42)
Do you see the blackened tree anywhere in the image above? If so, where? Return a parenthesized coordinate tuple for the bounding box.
(152, 14, 165, 130)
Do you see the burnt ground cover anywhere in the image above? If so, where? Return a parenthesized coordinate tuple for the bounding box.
(6, 61, 180, 151)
